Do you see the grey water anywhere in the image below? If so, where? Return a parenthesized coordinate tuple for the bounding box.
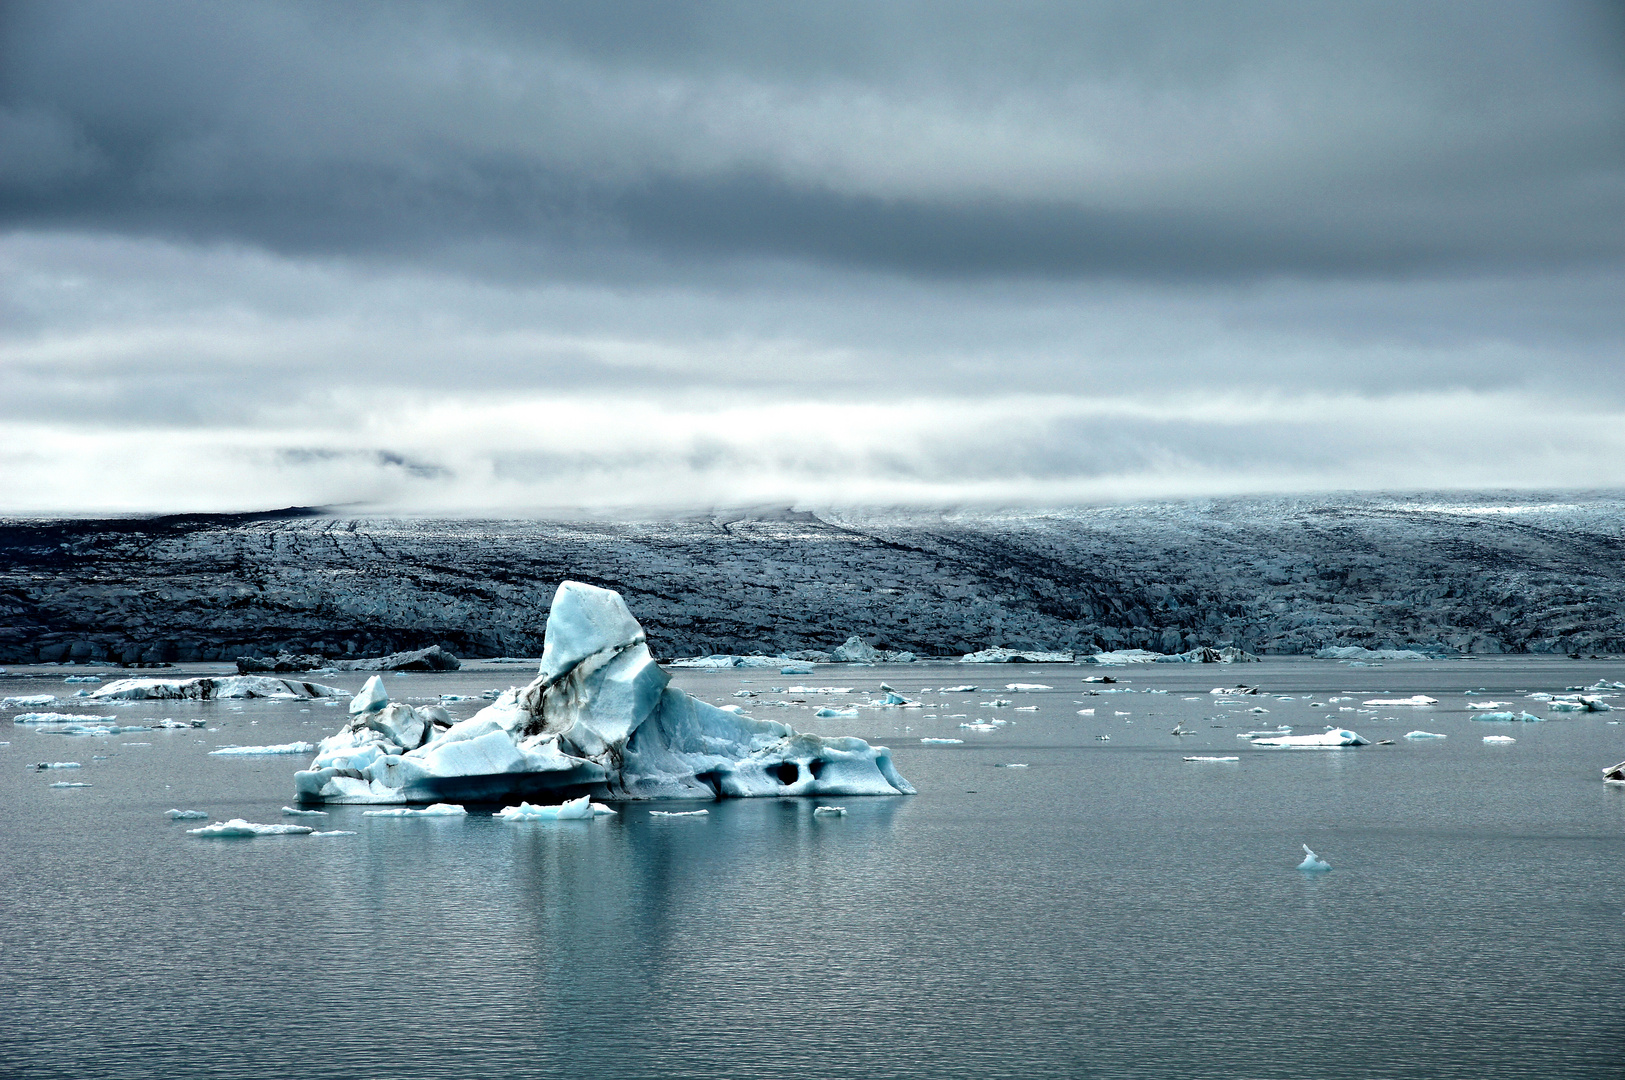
(3, 658, 1624, 1080)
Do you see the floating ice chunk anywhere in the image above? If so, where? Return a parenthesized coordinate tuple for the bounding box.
(1185, 756, 1240, 762)
(1005, 683, 1052, 691)
(32, 761, 82, 769)
(813, 805, 846, 815)
(780, 666, 814, 675)
(281, 806, 329, 816)
(309, 830, 357, 836)
(960, 648, 1074, 663)
(1298, 844, 1332, 872)
(786, 686, 853, 695)
(649, 808, 708, 817)
(188, 819, 315, 837)
(1076, 708, 1095, 716)
(1252, 729, 1368, 747)
(920, 737, 964, 744)
(1465, 701, 1510, 710)
(4, 694, 56, 707)
(959, 722, 1000, 732)
(208, 742, 316, 756)
(1603, 760, 1625, 785)
(940, 685, 979, 693)
(1014, 705, 1038, 712)
(590, 802, 617, 815)
(62, 675, 101, 683)
(495, 795, 596, 820)
(1210, 686, 1259, 696)
(998, 763, 1030, 768)
(1482, 735, 1516, 744)
(1471, 711, 1543, 723)
(1315, 646, 1430, 660)
(1404, 731, 1447, 739)
(361, 803, 467, 817)
(1082, 649, 1163, 665)
(92, 676, 342, 701)
(983, 699, 1013, 707)
(49, 781, 90, 788)
(814, 707, 858, 718)
(165, 809, 210, 819)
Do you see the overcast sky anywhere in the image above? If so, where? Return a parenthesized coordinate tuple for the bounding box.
(2, 0, 1622, 514)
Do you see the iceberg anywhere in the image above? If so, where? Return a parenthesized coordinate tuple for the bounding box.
(361, 803, 466, 817)
(32, 761, 82, 769)
(292, 581, 914, 805)
(1362, 696, 1438, 707)
(1404, 731, 1447, 739)
(1005, 683, 1052, 691)
(1482, 735, 1516, 744)
(1465, 701, 1510, 710)
(1298, 844, 1332, 872)
(4, 694, 57, 707)
(1550, 695, 1612, 713)
(1184, 755, 1240, 762)
(1314, 646, 1432, 661)
(62, 675, 101, 683)
(1153, 646, 1260, 663)
(208, 742, 316, 756)
(1471, 711, 1543, 722)
(187, 819, 315, 837)
(813, 805, 847, 815)
(960, 648, 1075, 663)
(920, 737, 963, 744)
(829, 636, 915, 663)
(91, 676, 343, 701)
(1251, 729, 1369, 747)
(12, 712, 118, 724)
(814, 707, 859, 718)
(669, 654, 793, 669)
(649, 808, 708, 817)
(1081, 649, 1163, 665)
(281, 806, 328, 816)
(494, 796, 613, 820)
(1604, 761, 1625, 785)
(165, 809, 210, 820)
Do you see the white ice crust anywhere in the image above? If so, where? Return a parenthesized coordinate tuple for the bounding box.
(293, 581, 915, 805)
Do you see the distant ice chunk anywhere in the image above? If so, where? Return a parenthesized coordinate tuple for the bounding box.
(1466, 701, 1510, 710)
(669, 654, 792, 669)
(813, 805, 847, 815)
(165, 809, 210, 819)
(1252, 729, 1368, 747)
(960, 648, 1074, 664)
(1082, 649, 1163, 665)
(920, 737, 964, 744)
(1472, 711, 1543, 722)
(14, 712, 118, 725)
(1005, 683, 1052, 691)
(1184, 755, 1240, 762)
(1076, 708, 1095, 716)
(1403, 731, 1447, 739)
(1298, 844, 1332, 872)
(649, 808, 708, 817)
(49, 781, 91, 788)
(1482, 735, 1516, 744)
(1315, 646, 1432, 661)
(33, 761, 82, 769)
(495, 795, 598, 820)
(310, 830, 358, 836)
(208, 742, 316, 756)
(1362, 696, 1437, 707)
(281, 806, 328, 816)
(1604, 760, 1625, 785)
(4, 694, 56, 707)
(361, 803, 467, 817)
(62, 675, 101, 684)
(91, 676, 342, 701)
(187, 819, 315, 837)
(812, 706, 858, 719)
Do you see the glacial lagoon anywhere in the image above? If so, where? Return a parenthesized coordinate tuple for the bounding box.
(3, 656, 1623, 1079)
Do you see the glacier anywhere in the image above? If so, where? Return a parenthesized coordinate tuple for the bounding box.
(292, 581, 914, 805)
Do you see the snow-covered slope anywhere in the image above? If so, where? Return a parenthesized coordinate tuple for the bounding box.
(2, 493, 1622, 662)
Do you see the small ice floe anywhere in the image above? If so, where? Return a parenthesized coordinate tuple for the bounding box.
(1482, 735, 1517, 744)
(1465, 701, 1510, 710)
(1603, 761, 1625, 785)
(62, 675, 101, 684)
(4, 694, 57, 707)
(309, 830, 358, 837)
(1238, 726, 1291, 738)
(1404, 731, 1447, 739)
(650, 809, 709, 817)
(940, 685, 978, 693)
(187, 819, 315, 837)
(13, 712, 117, 725)
(1095, 734, 1110, 740)
(997, 763, 1030, 768)
(49, 781, 91, 788)
(1184, 756, 1240, 762)
(362, 803, 467, 817)
(1076, 708, 1095, 716)
(1550, 696, 1612, 713)
(495, 796, 603, 820)
(165, 809, 210, 819)
(1247, 706, 1270, 714)
(1210, 685, 1259, 696)
(814, 707, 859, 719)
(155, 719, 205, 729)
(439, 694, 478, 702)
(785, 686, 853, 695)
(959, 722, 1000, 732)
(717, 704, 746, 714)
(1014, 705, 1039, 712)
(31, 761, 82, 769)
(1171, 723, 1195, 736)
(208, 742, 316, 756)
(1252, 729, 1368, 748)
(281, 806, 329, 817)
(920, 737, 964, 744)
(779, 666, 814, 675)
(1362, 696, 1438, 707)
(1297, 844, 1332, 872)
(1471, 711, 1543, 723)
(878, 691, 917, 706)
(982, 699, 1013, 708)
(1005, 683, 1052, 691)
(813, 805, 847, 816)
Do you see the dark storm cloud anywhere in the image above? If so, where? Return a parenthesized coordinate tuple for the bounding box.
(2, 0, 1620, 280)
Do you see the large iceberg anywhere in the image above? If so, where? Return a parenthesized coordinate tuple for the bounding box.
(293, 581, 915, 805)
(91, 676, 343, 701)
(960, 647, 1075, 663)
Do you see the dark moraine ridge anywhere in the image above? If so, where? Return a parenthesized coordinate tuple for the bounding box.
(1, 492, 1622, 664)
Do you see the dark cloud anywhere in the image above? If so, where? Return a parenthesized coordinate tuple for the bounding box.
(2, 0, 1620, 281)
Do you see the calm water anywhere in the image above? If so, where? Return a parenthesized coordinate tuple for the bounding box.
(3, 658, 1624, 1080)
